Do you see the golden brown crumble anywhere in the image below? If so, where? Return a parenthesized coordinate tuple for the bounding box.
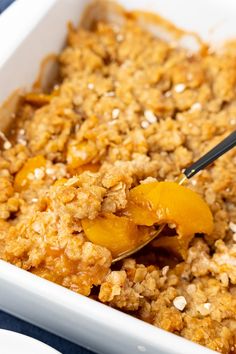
(0, 14, 236, 353)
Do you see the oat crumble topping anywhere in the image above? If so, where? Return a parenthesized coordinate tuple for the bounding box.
(0, 11, 236, 353)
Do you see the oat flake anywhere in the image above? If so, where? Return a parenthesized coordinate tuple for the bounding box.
(141, 121, 149, 129)
(174, 83, 186, 93)
(173, 296, 187, 311)
(229, 222, 236, 233)
(112, 108, 120, 119)
(87, 83, 94, 90)
(144, 110, 157, 123)
(3, 141, 12, 150)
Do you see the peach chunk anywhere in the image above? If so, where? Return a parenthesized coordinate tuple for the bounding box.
(124, 181, 213, 258)
(14, 155, 46, 192)
(67, 140, 98, 170)
(82, 213, 150, 258)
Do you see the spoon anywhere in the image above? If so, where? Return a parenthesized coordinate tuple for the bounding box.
(112, 130, 236, 263)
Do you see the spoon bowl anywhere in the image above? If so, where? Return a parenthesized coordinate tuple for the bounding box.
(112, 131, 236, 263)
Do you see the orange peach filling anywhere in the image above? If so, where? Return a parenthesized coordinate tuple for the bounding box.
(82, 181, 214, 259)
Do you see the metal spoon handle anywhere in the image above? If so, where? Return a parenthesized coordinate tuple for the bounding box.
(184, 130, 236, 179)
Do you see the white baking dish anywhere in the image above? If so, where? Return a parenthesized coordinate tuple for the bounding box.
(0, 1, 235, 353)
